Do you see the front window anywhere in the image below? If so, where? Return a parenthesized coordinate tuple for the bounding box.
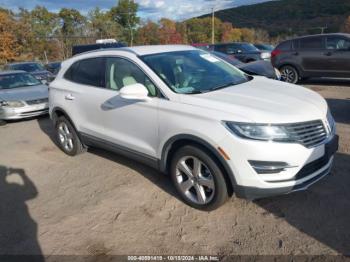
(326, 36, 350, 50)
(11, 63, 45, 72)
(141, 50, 249, 94)
(0, 73, 41, 89)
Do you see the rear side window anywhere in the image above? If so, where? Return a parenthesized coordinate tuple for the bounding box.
(214, 45, 227, 53)
(276, 40, 292, 51)
(299, 37, 324, 50)
(64, 58, 105, 87)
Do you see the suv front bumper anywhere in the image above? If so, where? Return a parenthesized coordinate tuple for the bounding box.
(221, 134, 339, 200)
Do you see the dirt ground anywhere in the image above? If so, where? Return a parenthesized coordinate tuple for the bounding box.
(0, 78, 349, 258)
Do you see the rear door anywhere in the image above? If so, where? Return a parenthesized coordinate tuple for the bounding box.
(75, 56, 159, 158)
(324, 35, 350, 76)
(298, 36, 326, 74)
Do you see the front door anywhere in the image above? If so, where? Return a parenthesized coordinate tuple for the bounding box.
(324, 35, 350, 76)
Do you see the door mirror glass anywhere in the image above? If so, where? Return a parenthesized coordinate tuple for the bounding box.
(119, 83, 150, 101)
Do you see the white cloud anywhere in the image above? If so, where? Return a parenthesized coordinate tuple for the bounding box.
(136, 0, 269, 21)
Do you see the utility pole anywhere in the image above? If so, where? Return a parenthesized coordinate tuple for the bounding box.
(211, 7, 215, 44)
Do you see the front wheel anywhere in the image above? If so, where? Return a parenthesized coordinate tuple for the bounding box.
(280, 65, 299, 83)
(170, 145, 228, 211)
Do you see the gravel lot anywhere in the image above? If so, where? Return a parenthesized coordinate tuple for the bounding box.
(0, 79, 349, 258)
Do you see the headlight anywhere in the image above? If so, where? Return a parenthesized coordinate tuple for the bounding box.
(326, 110, 336, 134)
(0, 101, 25, 107)
(224, 121, 291, 141)
(260, 52, 271, 59)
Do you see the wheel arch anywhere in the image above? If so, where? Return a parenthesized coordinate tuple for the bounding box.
(160, 134, 236, 196)
(51, 107, 80, 135)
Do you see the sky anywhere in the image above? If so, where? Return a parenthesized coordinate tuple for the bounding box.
(0, 0, 271, 20)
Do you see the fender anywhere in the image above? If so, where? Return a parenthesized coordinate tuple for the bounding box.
(160, 134, 238, 190)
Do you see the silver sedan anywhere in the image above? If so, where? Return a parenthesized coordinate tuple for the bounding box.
(0, 70, 49, 120)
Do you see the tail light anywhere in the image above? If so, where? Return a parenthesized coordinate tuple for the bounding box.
(271, 49, 283, 58)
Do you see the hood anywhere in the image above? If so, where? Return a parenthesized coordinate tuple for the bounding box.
(179, 77, 328, 124)
(0, 85, 49, 102)
(237, 60, 275, 79)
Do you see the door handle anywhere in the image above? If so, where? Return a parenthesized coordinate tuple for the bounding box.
(65, 94, 75, 101)
(324, 51, 332, 56)
(292, 52, 299, 56)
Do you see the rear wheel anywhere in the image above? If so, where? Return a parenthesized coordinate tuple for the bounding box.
(170, 145, 228, 211)
(55, 116, 86, 156)
(280, 65, 299, 83)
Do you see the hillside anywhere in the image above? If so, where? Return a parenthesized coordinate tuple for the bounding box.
(199, 0, 350, 37)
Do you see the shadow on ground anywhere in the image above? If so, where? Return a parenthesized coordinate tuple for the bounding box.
(255, 152, 350, 255)
(0, 165, 44, 261)
(89, 147, 180, 200)
(36, 117, 179, 201)
(36, 92, 350, 255)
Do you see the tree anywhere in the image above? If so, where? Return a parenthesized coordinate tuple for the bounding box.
(59, 8, 86, 36)
(158, 18, 183, 44)
(0, 11, 20, 63)
(240, 28, 255, 42)
(31, 6, 59, 37)
(220, 22, 241, 42)
(58, 8, 87, 58)
(88, 7, 122, 40)
(135, 20, 160, 45)
(185, 17, 222, 44)
(109, 0, 140, 46)
(342, 16, 350, 33)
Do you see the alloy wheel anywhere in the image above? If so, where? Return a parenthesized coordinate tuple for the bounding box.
(281, 66, 298, 83)
(58, 122, 74, 152)
(175, 156, 215, 205)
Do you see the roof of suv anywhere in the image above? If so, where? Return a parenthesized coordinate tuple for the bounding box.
(284, 33, 350, 41)
(75, 45, 197, 57)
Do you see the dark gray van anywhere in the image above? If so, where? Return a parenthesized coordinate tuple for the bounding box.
(271, 33, 350, 83)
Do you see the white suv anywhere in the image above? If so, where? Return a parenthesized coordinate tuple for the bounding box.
(49, 45, 338, 210)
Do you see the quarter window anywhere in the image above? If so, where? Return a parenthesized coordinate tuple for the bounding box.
(277, 40, 292, 51)
(105, 57, 157, 97)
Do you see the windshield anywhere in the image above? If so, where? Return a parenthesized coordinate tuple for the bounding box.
(239, 43, 260, 52)
(255, 44, 274, 51)
(10, 63, 45, 72)
(0, 73, 41, 89)
(141, 50, 249, 94)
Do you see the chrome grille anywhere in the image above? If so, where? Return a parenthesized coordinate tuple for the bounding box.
(285, 120, 327, 148)
(26, 98, 48, 105)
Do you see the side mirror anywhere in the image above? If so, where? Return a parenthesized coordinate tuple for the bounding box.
(119, 83, 150, 101)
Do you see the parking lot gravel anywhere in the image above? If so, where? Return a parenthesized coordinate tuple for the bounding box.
(0, 79, 349, 258)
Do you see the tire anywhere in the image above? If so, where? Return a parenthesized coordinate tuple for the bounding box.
(170, 145, 228, 211)
(280, 65, 299, 84)
(0, 120, 6, 126)
(55, 116, 86, 156)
